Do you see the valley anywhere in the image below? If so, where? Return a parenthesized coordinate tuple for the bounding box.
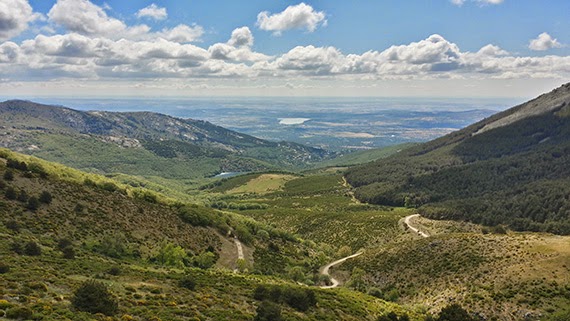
(1, 83, 570, 321)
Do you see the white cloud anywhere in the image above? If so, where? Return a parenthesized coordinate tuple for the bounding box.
(0, 0, 41, 40)
(208, 27, 270, 63)
(48, 0, 202, 43)
(157, 24, 203, 43)
(256, 3, 326, 35)
(136, 4, 167, 21)
(275, 45, 343, 74)
(528, 32, 562, 51)
(477, 44, 509, 56)
(48, 0, 132, 37)
(228, 26, 253, 47)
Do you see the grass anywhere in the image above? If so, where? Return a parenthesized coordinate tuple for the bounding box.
(226, 174, 297, 195)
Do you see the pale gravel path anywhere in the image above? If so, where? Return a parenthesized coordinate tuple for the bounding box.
(404, 214, 430, 238)
(319, 252, 363, 289)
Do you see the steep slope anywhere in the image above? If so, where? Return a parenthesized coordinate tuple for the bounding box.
(346, 82, 570, 234)
(0, 100, 333, 200)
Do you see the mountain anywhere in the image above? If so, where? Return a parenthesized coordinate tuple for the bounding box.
(346, 82, 570, 234)
(0, 100, 334, 200)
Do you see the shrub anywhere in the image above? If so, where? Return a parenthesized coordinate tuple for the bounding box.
(437, 304, 476, 321)
(5, 220, 20, 232)
(0, 178, 5, 189)
(254, 301, 282, 321)
(72, 280, 118, 315)
(155, 242, 188, 268)
(4, 187, 17, 200)
(0, 262, 10, 274)
(3, 170, 14, 181)
(107, 266, 121, 276)
(178, 275, 196, 290)
(26, 196, 40, 211)
(17, 190, 28, 203)
(253, 285, 316, 312)
(192, 251, 216, 269)
(378, 312, 410, 321)
(10, 242, 23, 255)
(5, 306, 33, 320)
(57, 238, 73, 250)
(23, 241, 41, 256)
(62, 246, 76, 259)
(39, 191, 52, 204)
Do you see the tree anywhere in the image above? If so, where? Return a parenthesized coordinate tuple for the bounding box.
(178, 275, 196, 290)
(26, 196, 40, 211)
(4, 187, 17, 200)
(17, 190, 28, 202)
(254, 301, 282, 321)
(437, 304, 476, 321)
(3, 170, 14, 181)
(72, 280, 118, 315)
(24, 241, 41, 256)
(39, 191, 53, 204)
(156, 242, 188, 268)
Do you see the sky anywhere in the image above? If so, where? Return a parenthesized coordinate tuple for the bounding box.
(0, 0, 569, 98)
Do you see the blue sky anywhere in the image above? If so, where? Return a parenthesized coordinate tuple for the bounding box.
(1, 0, 569, 98)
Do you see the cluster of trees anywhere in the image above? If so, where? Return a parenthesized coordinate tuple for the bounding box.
(253, 284, 317, 312)
(141, 139, 229, 159)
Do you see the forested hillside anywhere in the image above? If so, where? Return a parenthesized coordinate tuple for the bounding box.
(346, 82, 570, 234)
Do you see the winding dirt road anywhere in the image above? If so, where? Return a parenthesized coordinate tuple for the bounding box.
(404, 214, 429, 238)
(319, 252, 363, 289)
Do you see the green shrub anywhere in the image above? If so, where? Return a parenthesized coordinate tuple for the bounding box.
(155, 242, 188, 268)
(5, 187, 17, 200)
(3, 170, 14, 181)
(436, 304, 476, 321)
(26, 196, 40, 211)
(107, 266, 121, 276)
(39, 191, 52, 204)
(72, 280, 118, 316)
(178, 275, 196, 290)
(0, 262, 10, 274)
(62, 246, 76, 259)
(5, 306, 32, 320)
(254, 301, 282, 321)
(5, 220, 20, 232)
(57, 238, 73, 250)
(192, 251, 216, 269)
(17, 190, 27, 203)
(378, 312, 410, 321)
(23, 241, 41, 256)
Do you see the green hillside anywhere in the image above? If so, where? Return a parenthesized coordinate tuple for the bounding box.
(0, 148, 433, 321)
(346, 82, 570, 234)
(315, 143, 418, 168)
(0, 100, 334, 201)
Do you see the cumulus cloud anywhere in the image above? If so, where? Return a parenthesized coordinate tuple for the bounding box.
(528, 32, 562, 51)
(157, 24, 203, 43)
(48, 0, 202, 43)
(208, 27, 270, 63)
(228, 26, 254, 47)
(256, 3, 326, 35)
(0, 0, 41, 40)
(48, 0, 133, 37)
(136, 4, 167, 20)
